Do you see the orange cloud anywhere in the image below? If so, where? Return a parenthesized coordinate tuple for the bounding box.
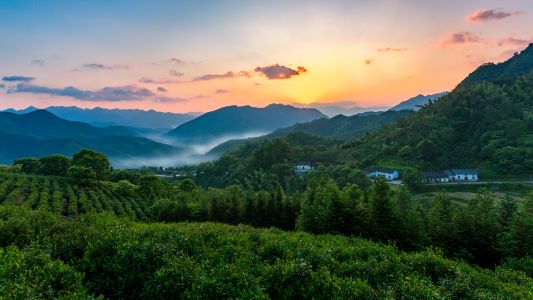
(467, 9, 521, 23)
(377, 47, 408, 52)
(254, 64, 307, 80)
(439, 32, 482, 47)
(497, 37, 532, 47)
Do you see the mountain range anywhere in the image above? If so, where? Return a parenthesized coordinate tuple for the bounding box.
(165, 104, 326, 144)
(0, 110, 134, 138)
(3, 106, 195, 129)
(0, 110, 186, 166)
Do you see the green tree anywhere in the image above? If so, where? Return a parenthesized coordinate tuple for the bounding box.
(499, 193, 533, 258)
(13, 158, 42, 174)
(72, 149, 111, 180)
(401, 168, 423, 192)
(67, 165, 96, 181)
(427, 193, 458, 256)
(394, 188, 428, 250)
(39, 155, 71, 176)
(369, 177, 397, 241)
(341, 184, 369, 236)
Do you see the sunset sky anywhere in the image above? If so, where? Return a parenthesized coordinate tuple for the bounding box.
(1, 0, 532, 113)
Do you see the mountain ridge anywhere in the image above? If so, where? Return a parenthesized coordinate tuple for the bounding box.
(165, 103, 327, 143)
(3, 106, 195, 129)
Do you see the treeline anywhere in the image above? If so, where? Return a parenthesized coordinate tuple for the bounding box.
(150, 176, 533, 268)
(151, 183, 300, 230)
(14, 149, 113, 180)
(0, 205, 531, 299)
(297, 177, 533, 268)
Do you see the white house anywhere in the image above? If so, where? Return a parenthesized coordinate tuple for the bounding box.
(445, 169, 479, 181)
(367, 167, 399, 181)
(295, 161, 313, 174)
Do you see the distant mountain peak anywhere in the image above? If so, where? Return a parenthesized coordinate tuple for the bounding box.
(388, 92, 448, 111)
(165, 103, 326, 143)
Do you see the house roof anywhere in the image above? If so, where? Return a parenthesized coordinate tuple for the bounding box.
(423, 172, 447, 179)
(449, 169, 479, 175)
(368, 167, 397, 174)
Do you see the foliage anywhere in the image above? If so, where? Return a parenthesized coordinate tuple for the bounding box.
(0, 205, 531, 299)
(72, 150, 111, 180)
(0, 246, 91, 299)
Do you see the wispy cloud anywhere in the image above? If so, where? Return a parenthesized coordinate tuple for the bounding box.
(377, 47, 408, 52)
(497, 37, 532, 47)
(467, 9, 521, 23)
(80, 63, 130, 70)
(2, 75, 35, 82)
(7, 83, 184, 103)
(254, 64, 307, 80)
(0, 84, 5, 88)
(439, 32, 482, 47)
(215, 89, 229, 94)
(139, 77, 180, 84)
(169, 70, 184, 77)
(154, 96, 186, 103)
(152, 57, 188, 66)
(30, 59, 45, 66)
(193, 71, 251, 81)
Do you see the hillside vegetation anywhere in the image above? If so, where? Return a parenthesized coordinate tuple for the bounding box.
(0, 205, 531, 299)
(339, 45, 533, 174)
(208, 110, 410, 157)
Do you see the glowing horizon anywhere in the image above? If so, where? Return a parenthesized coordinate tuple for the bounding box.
(1, 0, 532, 113)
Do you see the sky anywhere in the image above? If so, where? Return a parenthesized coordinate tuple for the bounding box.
(0, 0, 532, 113)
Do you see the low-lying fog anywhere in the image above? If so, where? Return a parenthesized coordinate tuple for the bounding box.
(111, 131, 269, 169)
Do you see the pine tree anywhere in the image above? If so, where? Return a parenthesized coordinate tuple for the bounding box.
(369, 178, 397, 241)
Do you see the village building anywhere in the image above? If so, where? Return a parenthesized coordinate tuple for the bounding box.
(445, 169, 479, 181)
(295, 161, 313, 175)
(423, 168, 479, 183)
(367, 167, 399, 181)
(422, 172, 450, 183)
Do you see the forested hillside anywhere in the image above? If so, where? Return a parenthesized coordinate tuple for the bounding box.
(0, 110, 134, 138)
(165, 104, 326, 143)
(341, 45, 533, 174)
(346, 72, 533, 173)
(461, 43, 533, 84)
(208, 110, 410, 157)
(0, 131, 185, 165)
